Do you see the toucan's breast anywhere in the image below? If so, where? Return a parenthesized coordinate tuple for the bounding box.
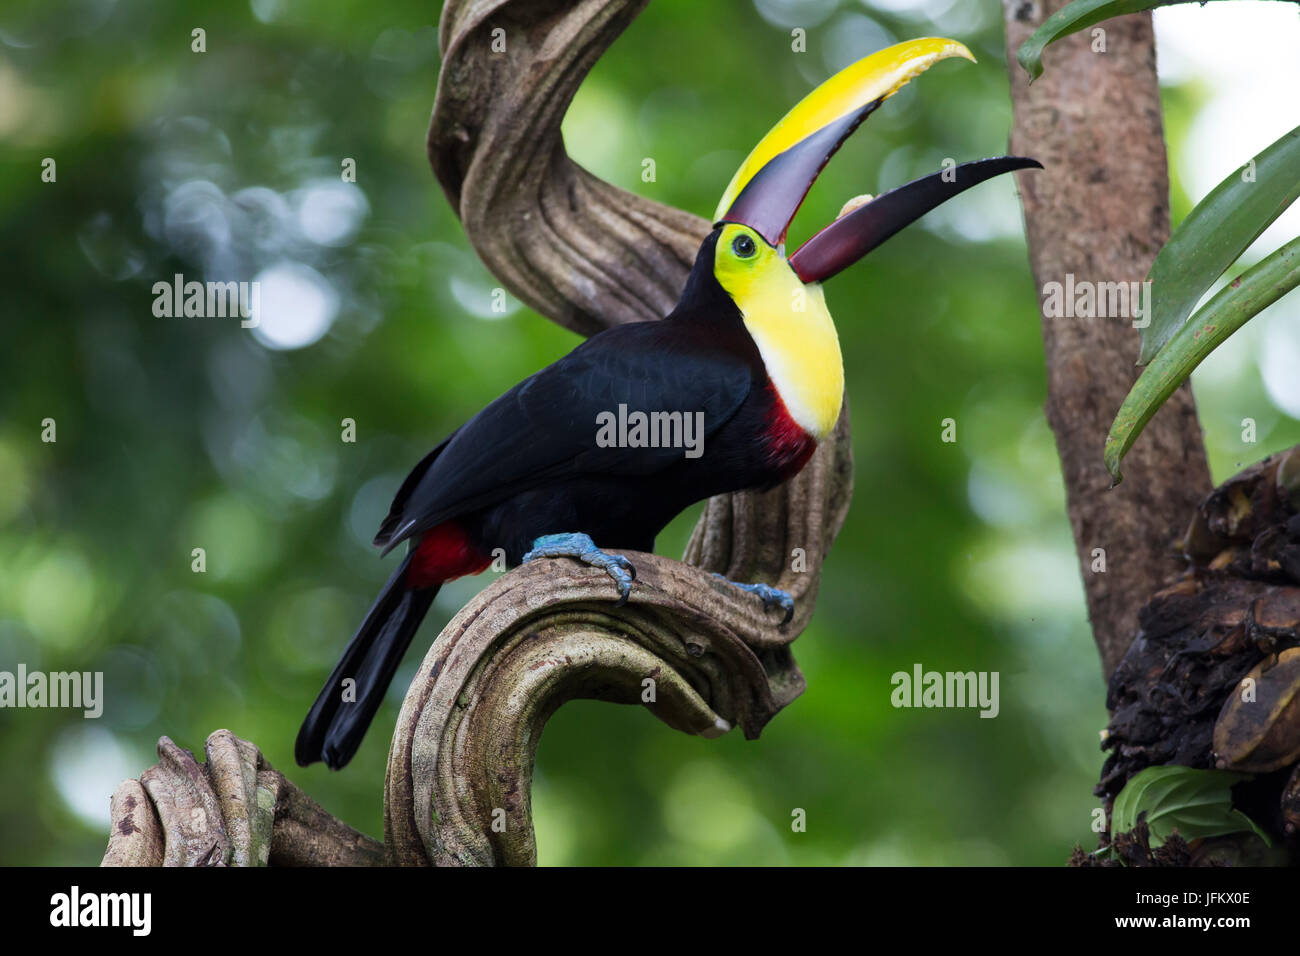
(739, 279, 844, 440)
(761, 381, 819, 479)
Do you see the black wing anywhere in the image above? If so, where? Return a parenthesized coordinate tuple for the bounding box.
(374, 319, 756, 551)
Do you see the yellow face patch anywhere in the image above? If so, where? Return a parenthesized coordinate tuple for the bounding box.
(713, 224, 844, 440)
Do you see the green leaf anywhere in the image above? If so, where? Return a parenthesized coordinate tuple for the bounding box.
(1017, 0, 1183, 82)
(1140, 124, 1300, 364)
(1109, 765, 1271, 849)
(1105, 235, 1300, 483)
(1016, 0, 1300, 82)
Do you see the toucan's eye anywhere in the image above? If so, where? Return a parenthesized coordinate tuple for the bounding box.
(731, 233, 757, 259)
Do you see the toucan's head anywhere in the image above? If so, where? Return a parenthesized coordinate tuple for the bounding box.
(680, 37, 1039, 443)
(702, 36, 1040, 296)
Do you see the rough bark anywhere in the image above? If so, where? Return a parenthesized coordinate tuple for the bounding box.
(1093, 446, 1300, 865)
(102, 731, 387, 867)
(1001, 0, 1213, 677)
(430, 0, 705, 335)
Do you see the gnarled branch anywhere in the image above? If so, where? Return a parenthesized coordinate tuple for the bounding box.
(377, 0, 854, 864)
(384, 412, 852, 866)
(103, 0, 852, 866)
(430, 0, 707, 335)
(102, 731, 386, 867)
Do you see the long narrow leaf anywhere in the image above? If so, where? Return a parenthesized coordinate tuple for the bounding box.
(1019, 0, 1172, 81)
(1106, 235, 1300, 483)
(1017, 0, 1299, 82)
(1140, 125, 1300, 364)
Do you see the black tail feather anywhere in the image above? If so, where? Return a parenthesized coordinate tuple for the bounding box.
(295, 554, 438, 770)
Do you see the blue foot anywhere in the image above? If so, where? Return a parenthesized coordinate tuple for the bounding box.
(523, 533, 636, 605)
(713, 574, 794, 624)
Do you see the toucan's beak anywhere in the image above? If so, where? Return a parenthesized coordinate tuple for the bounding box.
(715, 37, 1041, 281)
(787, 156, 1041, 282)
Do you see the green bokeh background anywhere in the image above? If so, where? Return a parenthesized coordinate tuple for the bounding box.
(1, 0, 1293, 866)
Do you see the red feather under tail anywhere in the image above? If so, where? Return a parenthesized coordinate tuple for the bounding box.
(406, 520, 493, 589)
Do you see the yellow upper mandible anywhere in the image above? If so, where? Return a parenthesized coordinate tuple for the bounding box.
(713, 37, 976, 223)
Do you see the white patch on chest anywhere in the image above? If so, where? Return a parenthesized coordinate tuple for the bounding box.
(740, 281, 844, 440)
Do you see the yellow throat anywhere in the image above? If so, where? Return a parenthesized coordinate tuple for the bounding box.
(713, 224, 845, 440)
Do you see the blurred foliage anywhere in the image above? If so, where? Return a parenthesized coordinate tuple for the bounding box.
(0, 0, 1293, 866)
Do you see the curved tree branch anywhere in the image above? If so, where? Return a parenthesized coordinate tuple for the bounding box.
(104, 0, 853, 866)
(429, 0, 707, 335)
(384, 413, 852, 866)
(102, 731, 387, 867)
(377, 0, 856, 865)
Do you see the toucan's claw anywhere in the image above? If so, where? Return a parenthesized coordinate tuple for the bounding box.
(524, 532, 635, 605)
(713, 574, 795, 625)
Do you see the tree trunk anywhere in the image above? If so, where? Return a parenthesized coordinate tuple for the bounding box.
(1000, 0, 1213, 677)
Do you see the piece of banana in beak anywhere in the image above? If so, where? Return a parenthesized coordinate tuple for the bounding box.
(837, 194, 874, 219)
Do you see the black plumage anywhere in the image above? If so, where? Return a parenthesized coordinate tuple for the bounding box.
(297, 229, 810, 769)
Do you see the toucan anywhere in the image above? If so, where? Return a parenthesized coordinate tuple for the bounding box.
(296, 37, 1040, 769)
